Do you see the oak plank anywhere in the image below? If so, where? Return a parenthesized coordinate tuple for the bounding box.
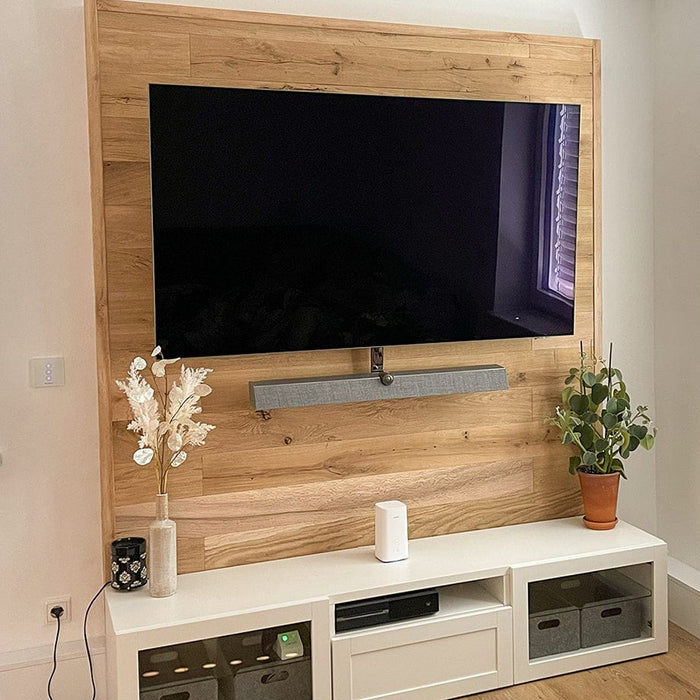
(103, 161, 151, 206)
(199, 460, 577, 569)
(469, 624, 700, 700)
(113, 452, 204, 507)
(104, 205, 152, 249)
(115, 457, 533, 535)
(529, 43, 592, 62)
(189, 34, 591, 96)
(200, 423, 557, 496)
(85, 0, 117, 578)
(98, 10, 534, 58)
(96, 1, 594, 48)
(112, 387, 533, 459)
(102, 116, 150, 161)
(99, 27, 190, 76)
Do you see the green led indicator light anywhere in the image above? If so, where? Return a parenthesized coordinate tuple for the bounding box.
(281, 634, 289, 642)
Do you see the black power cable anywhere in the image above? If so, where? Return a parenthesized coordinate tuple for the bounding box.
(47, 606, 64, 699)
(84, 582, 111, 700)
(45, 582, 111, 699)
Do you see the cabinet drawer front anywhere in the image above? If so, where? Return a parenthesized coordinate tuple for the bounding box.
(332, 609, 512, 699)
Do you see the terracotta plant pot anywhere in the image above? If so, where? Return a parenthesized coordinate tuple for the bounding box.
(578, 471, 620, 530)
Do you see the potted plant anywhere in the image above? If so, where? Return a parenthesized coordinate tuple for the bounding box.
(547, 344, 656, 530)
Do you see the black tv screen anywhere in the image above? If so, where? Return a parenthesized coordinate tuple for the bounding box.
(149, 84, 580, 358)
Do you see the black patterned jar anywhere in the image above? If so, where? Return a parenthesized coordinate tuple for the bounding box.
(111, 537, 147, 591)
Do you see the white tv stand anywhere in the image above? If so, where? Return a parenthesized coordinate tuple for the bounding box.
(105, 517, 667, 699)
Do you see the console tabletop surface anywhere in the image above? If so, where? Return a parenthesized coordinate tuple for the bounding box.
(106, 517, 665, 636)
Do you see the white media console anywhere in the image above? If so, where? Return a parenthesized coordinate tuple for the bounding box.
(105, 517, 668, 699)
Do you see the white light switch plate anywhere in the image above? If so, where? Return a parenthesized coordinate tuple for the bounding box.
(30, 357, 65, 387)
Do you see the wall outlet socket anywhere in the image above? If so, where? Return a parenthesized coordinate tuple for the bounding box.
(45, 596, 71, 624)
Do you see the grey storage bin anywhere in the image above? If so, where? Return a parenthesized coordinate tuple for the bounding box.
(140, 677, 218, 700)
(528, 582, 580, 659)
(232, 658, 311, 700)
(546, 569, 651, 648)
(139, 641, 219, 699)
(217, 623, 312, 699)
(218, 629, 266, 668)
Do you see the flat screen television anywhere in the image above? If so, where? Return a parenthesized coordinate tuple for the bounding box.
(149, 84, 580, 359)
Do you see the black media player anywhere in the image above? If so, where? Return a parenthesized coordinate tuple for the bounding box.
(334, 588, 439, 633)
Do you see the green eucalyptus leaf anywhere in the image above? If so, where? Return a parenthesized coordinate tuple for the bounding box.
(620, 431, 630, 454)
(582, 451, 597, 466)
(578, 425, 596, 449)
(561, 386, 574, 404)
(628, 435, 640, 452)
(602, 412, 618, 429)
(562, 432, 573, 445)
(590, 383, 608, 405)
(641, 434, 655, 450)
(582, 371, 597, 387)
(606, 397, 619, 414)
(594, 439, 608, 452)
(570, 394, 589, 414)
(564, 375, 576, 385)
(629, 424, 648, 440)
(569, 368, 578, 375)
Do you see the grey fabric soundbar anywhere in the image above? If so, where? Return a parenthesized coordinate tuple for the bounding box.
(250, 364, 508, 410)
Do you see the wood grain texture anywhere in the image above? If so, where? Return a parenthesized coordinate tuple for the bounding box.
(84, 0, 117, 577)
(87, 0, 601, 574)
(592, 39, 603, 356)
(469, 623, 700, 699)
(95, 1, 593, 47)
(98, 27, 191, 76)
(116, 456, 534, 568)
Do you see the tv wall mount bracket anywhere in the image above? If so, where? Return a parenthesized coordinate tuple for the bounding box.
(370, 346, 394, 386)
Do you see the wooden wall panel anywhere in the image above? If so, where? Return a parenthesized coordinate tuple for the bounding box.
(99, 27, 191, 75)
(88, 0, 601, 574)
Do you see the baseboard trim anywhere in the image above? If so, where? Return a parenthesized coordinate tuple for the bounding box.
(667, 556, 700, 639)
(0, 636, 105, 673)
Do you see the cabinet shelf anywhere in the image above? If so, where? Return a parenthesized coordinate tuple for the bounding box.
(331, 578, 506, 639)
(529, 632, 654, 665)
(438, 580, 505, 619)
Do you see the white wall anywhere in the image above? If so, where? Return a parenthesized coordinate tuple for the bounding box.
(0, 0, 105, 696)
(0, 0, 658, 696)
(654, 0, 700, 571)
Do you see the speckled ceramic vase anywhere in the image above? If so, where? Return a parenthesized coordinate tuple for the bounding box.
(149, 493, 177, 597)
